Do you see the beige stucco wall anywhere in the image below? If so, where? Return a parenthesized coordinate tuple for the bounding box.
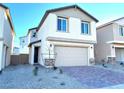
(49, 8, 97, 43)
(53, 8, 94, 22)
(95, 24, 114, 63)
(113, 23, 124, 41)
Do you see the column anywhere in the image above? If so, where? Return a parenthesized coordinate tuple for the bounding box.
(31, 45, 34, 65)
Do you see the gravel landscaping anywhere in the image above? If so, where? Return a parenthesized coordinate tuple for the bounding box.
(95, 63, 124, 73)
(0, 65, 84, 89)
(62, 66, 124, 88)
(1, 65, 124, 89)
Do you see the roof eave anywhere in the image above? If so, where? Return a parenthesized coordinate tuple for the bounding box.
(0, 4, 8, 9)
(37, 5, 99, 31)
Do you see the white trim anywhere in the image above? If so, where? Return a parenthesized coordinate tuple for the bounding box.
(57, 17, 67, 32)
(31, 43, 41, 65)
(81, 21, 90, 35)
(119, 25, 124, 36)
(49, 41, 94, 66)
(106, 41, 124, 44)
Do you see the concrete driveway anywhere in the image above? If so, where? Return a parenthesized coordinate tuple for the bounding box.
(62, 66, 124, 88)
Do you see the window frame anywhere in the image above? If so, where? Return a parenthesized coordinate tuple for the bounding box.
(81, 21, 90, 35)
(57, 16, 68, 32)
(119, 25, 124, 36)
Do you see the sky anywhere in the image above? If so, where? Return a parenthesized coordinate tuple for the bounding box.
(3, 3, 124, 47)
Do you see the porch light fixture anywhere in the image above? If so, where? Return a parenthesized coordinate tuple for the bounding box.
(50, 44, 52, 47)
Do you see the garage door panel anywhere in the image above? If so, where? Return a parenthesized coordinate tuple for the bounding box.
(115, 48, 124, 62)
(55, 46, 88, 66)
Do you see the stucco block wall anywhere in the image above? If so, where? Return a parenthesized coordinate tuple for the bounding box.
(95, 24, 114, 63)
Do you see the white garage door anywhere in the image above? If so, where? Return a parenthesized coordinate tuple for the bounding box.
(55, 46, 88, 66)
(115, 48, 124, 62)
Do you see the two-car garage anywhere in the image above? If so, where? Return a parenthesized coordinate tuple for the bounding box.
(55, 46, 89, 66)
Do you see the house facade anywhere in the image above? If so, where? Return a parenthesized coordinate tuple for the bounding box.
(19, 36, 29, 54)
(13, 47, 20, 55)
(28, 27, 40, 64)
(95, 17, 124, 64)
(28, 5, 98, 67)
(0, 4, 15, 71)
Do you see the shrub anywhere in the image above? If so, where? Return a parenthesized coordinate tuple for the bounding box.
(0, 70, 2, 75)
(33, 66, 39, 76)
(60, 82, 65, 86)
(53, 66, 58, 70)
(120, 62, 124, 65)
(102, 64, 107, 68)
(59, 68, 63, 74)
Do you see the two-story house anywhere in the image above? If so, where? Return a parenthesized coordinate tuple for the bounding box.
(0, 4, 15, 71)
(19, 36, 29, 54)
(28, 27, 40, 64)
(28, 5, 98, 67)
(95, 17, 124, 64)
(18, 27, 38, 55)
(13, 47, 20, 55)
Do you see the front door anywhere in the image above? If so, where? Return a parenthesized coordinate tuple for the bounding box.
(34, 47, 39, 64)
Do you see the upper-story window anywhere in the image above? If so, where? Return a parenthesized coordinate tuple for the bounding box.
(119, 26, 124, 36)
(57, 17, 67, 32)
(81, 21, 90, 35)
(32, 32, 37, 38)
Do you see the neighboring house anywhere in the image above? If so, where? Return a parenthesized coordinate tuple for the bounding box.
(28, 5, 98, 67)
(0, 4, 15, 71)
(15, 29, 33, 55)
(13, 47, 20, 55)
(27, 27, 38, 43)
(27, 27, 39, 64)
(95, 17, 124, 64)
(19, 36, 29, 54)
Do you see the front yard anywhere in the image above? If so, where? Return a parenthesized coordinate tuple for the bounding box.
(1, 64, 124, 89)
